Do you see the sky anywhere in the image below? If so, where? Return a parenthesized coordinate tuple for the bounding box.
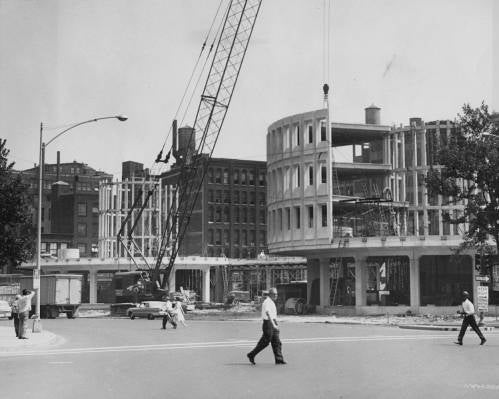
(0, 0, 497, 179)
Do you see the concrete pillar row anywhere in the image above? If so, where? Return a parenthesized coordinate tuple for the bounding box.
(89, 269, 97, 304)
(409, 254, 420, 312)
(319, 257, 330, 307)
(202, 267, 211, 303)
(355, 257, 367, 307)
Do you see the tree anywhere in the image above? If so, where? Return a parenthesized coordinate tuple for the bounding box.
(0, 139, 34, 272)
(426, 102, 499, 274)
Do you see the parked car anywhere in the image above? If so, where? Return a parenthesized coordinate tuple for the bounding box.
(127, 301, 166, 320)
(0, 300, 12, 319)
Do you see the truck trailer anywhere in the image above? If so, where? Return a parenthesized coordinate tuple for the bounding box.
(19, 274, 82, 319)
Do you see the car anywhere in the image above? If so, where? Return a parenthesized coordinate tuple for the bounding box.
(0, 300, 12, 319)
(127, 301, 166, 320)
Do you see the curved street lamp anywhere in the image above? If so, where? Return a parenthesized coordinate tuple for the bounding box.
(34, 115, 128, 332)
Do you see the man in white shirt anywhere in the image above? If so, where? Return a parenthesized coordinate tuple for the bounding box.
(455, 290, 486, 345)
(247, 287, 286, 365)
(18, 289, 35, 339)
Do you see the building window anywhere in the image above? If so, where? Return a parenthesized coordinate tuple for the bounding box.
(208, 168, 214, 183)
(294, 124, 300, 146)
(308, 124, 313, 143)
(294, 165, 301, 188)
(321, 204, 327, 227)
(223, 207, 230, 223)
(259, 230, 266, 246)
(249, 192, 255, 205)
(242, 230, 248, 245)
(208, 206, 214, 222)
(223, 169, 229, 184)
(241, 191, 247, 204)
(242, 208, 248, 223)
(215, 169, 222, 184)
(295, 207, 301, 229)
(308, 166, 314, 186)
(215, 207, 222, 222)
(208, 190, 214, 203)
(233, 170, 239, 185)
(77, 203, 87, 217)
(259, 171, 265, 186)
(78, 243, 87, 255)
(321, 166, 327, 184)
(249, 170, 255, 185)
(241, 170, 247, 185)
(278, 209, 283, 231)
(224, 190, 230, 203)
(77, 223, 87, 236)
(208, 229, 214, 244)
(234, 207, 240, 223)
(234, 230, 240, 245)
(307, 206, 314, 228)
(286, 207, 291, 230)
(320, 121, 327, 141)
(224, 230, 229, 245)
(259, 209, 266, 224)
(215, 230, 222, 245)
(234, 191, 240, 204)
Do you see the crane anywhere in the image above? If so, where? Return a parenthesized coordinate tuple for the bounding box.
(114, 0, 263, 300)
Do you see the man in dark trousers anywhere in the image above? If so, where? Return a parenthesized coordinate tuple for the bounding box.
(455, 290, 486, 346)
(247, 287, 286, 365)
(10, 294, 21, 337)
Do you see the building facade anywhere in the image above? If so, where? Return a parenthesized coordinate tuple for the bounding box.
(16, 153, 112, 258)
(266, 107, 484, 315)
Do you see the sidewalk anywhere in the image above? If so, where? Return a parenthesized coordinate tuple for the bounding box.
(0, 325, 62, 353)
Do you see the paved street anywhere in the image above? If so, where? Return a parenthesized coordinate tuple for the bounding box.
(1, 317, 498, 399)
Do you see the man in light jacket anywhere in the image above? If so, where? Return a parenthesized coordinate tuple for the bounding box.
(18, 289, 35, 339)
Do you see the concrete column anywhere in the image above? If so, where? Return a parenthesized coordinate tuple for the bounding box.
(355, 257, 367, 306)
(409, 254, 420, 312)
(266, 267, 272, 290)
(89, 269, 97, 304)
(202, 267, 211, 303)
(168, 267, 176, 293)
(319, 258, 330, 307)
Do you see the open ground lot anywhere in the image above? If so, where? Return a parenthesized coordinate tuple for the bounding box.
(1, 317, 498, 399)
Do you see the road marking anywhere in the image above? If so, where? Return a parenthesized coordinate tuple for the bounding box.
(464, 384, 499, 390)
(0, 333, 479, 358)
(48, 361, 73, 364)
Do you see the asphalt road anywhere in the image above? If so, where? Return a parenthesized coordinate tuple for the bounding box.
(1, 318, 498, 399)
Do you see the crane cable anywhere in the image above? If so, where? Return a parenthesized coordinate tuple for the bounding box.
(151, 0, 227, 176)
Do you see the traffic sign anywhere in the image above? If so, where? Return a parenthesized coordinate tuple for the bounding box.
(475, 275, 490, 282)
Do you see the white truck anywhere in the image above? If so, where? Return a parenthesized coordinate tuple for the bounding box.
(19, 274, 82, 319)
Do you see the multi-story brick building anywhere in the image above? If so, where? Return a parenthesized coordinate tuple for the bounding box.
(16, 152, 112, 257)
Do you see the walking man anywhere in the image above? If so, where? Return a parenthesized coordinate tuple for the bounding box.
(18, 289, 35, 339)
(455, 290, 486, 346)
(247, 287, 286, 365)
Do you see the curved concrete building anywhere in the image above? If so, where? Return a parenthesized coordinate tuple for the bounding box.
(267, 107, 481, 315)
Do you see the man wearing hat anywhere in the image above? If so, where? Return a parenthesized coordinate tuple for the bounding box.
(247, 287, 286, 365)
(455, 290, 486, 346)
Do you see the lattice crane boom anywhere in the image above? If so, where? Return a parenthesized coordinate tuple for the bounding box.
(152, 0, 263, 289)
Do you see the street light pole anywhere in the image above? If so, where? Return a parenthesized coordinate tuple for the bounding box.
(33, 115, 127, 333)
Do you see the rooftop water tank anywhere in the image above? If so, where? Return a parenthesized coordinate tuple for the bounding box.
(178, 126, 196, 156)
(365, 104, 381, 125)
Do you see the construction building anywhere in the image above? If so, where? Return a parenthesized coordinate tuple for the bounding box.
(267, 106, 486, 315)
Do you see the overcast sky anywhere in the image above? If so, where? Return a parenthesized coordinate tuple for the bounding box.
(1, 0, 497, 179)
